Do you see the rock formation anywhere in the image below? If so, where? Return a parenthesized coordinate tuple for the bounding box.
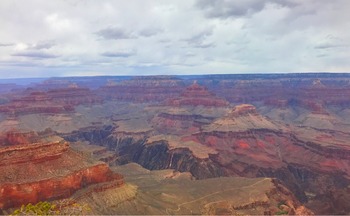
(166, 81, 229, 107)
(0, 86, 101, 116)
(46, 86, 102, 105)
(203, 104, 282, 132)
(0, 132, 124, 210)
(2, 74, 350, 214)
(62, 101, 350, 214)
(100, 163, 313, 215)
(98, 76, 184, 103)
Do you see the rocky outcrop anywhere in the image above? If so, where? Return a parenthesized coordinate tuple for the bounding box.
(0, 163, 123, 209)
(0, 131, 39, 146)
(165, 82, 229, 107)
(230, 104, 258, 116)
(0, 140, 69, 166)
(0, 132, 124, 210)
(203, 104, 282, 132)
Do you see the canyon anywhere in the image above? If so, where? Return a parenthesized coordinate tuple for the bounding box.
(1, 74, 350, 214)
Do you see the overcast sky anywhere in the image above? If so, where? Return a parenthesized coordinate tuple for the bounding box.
(0, 0, 349, 78)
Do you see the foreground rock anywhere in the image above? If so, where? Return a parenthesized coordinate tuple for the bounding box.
(0, 132, 124, 210)
(85, 163, 312, 215)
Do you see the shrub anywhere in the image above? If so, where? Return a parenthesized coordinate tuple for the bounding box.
(11, 200, 91, 215)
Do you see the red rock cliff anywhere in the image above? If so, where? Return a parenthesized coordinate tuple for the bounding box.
(0, 133, 124, 210)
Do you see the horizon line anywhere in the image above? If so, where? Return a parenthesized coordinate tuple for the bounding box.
(1, 71, 350, 80)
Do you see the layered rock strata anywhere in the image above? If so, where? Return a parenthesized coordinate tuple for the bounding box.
(166, 82, 229, 107)
(0, 133, 124, 210)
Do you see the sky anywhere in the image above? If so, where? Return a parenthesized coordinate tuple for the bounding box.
(0, 0, 349, 78)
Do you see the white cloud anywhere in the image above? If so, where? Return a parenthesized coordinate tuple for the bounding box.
(14, 43, 29, 51)
(0, 0, 349, 78)
(45, 13, 72, 32)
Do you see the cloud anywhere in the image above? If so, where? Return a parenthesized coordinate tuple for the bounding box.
(0, 43, 14, 47)
(196, 0, 298, 19)
(12, 41, 56, 52)
(101, 50, 136, 58)
(314, 43, 349, 49)
(183, 28, 213, 44)
(32, 41, 56, 50)
(12, 51, 59, 59)
(182, 28, 214, 48)
(0, 0, 349, 78)
(192, 42, 215, 49)
(45, 13, 72, 32)
(138, 28, 163, 37)
(95, 27, 135, 40)
(316, 54, 328, 58)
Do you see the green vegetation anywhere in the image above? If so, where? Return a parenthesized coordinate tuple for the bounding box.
(12, 202, 58, 215)
(276, 210, 289, 215)
(11, 200, 91, 215)
(276, 200, 289, 215)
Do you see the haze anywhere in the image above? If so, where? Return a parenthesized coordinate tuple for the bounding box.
(0, 0, 350, 78)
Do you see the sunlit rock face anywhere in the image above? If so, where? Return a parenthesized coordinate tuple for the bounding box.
(0, 131, 124, 210)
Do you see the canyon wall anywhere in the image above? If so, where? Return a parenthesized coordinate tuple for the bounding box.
(0, 133, 124, 210)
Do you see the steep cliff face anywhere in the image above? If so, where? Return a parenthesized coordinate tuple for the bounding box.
(121, 141, 226, 179)
(66, 125, 148, 152)
(65, 127, 339, 205)
(64, 127, 224, 179)
(0, 163, 123, 209)
(0, 132, 124, 210)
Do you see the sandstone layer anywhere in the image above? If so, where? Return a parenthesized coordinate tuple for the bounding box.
(0, 132, 124, 210)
